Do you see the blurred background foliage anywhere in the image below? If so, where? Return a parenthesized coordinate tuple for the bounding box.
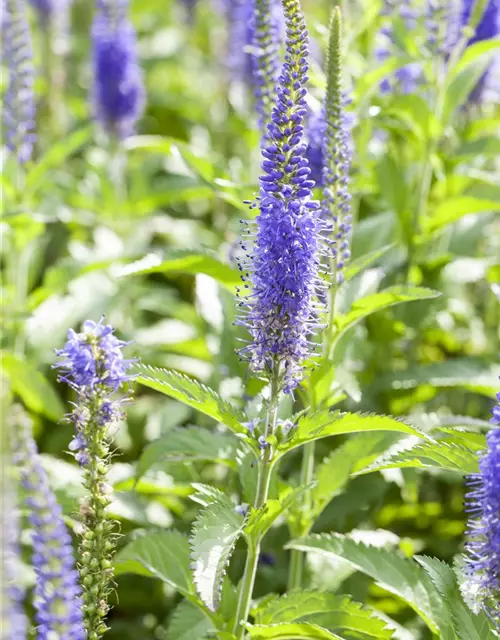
(1, 0, 499, 637)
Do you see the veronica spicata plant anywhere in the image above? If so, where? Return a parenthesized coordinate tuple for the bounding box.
(55, 319, 134, 638)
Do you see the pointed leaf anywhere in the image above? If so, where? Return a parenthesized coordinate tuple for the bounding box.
(424, 197, 500, 233)
(280, 410, 427, 455)
(137, 427, 238, 480)
(335, 287, 440, 338)
(114, 531, 193, 595)
(245, 485, 313, 539)
(168, 600, 214, 640)
(286, 534, 440, 633)
(254, 590, 393, 639)
(356, 440, 479, 476)
(247, 623, 344, 639)
(190, 493, 246, 611)
(343, 245, 394, 283)
(135, 365, 247, 433)
(416, 556, 497, 640)
(118, 249, 241, 291)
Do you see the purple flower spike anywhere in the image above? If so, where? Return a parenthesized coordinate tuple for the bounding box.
(29, 0, 71, 21)
(2, 0, 36, 163)
(15, 435, 85, 639)
(237, 0, 323, 394)
(464, 379, 500, 625)
(91, 0, 145, 138)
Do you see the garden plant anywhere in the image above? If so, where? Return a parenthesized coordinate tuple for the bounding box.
(1, 0, 500, 638)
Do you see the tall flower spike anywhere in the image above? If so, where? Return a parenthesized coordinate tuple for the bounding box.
(459, 0, 500, 102)
(29, 0, 71, 22)
(237, 0, 322, 394)
(251, 0, 282, 135)
(1, 448, 28, 640)
(91, 0, 145, 138)
(322, 7, 352, 286)
(14, 418, 85, 639)
(464, 378, 500, 626)
(2, 0, 36, 163)
(55, 318, 134, 638)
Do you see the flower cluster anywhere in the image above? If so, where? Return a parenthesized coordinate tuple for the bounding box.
(2, 0, 36, 163)
(1, 480, 27, 640)
(91, 0, 145, 138)
(322, 8, 352, 286)
(55, 318, 134, 637)
(16, 432, 85, 639)
(464, 380, 500, 624)
(237, 0, 322, 393)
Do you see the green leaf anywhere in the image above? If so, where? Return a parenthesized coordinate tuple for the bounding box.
(114, 531, 193, 596)
(254, 590, 393, 639)
(245, 485, 313, 540)
(378, 359, 499, 399)
(355, 440, 479, 476)
(424, 197, 499, 233)
(311, 432, 397, 519)
(286, 534, 440, 633)
(118, 249, 241, 291)
(190, 493, 246, 611)
(135, 365, 247, 434)
(280, 410, 427, 455)
(1, 352, 64, 421)
(246, 623, 343, 639)
(444, 39, 500, 123)
(168, 600, 214, 640)
(335, 287, 440, 339)
(343, 245, 394, 283)
(25, 126, 92, 193)
(416, 556, 497, 640)
(136, 427, 238, 480)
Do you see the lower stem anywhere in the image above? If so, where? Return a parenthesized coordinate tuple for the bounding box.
(232, 368, 280, 639)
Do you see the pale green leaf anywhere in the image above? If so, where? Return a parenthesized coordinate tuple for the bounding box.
(1, 352, 64, 421)
(114, 531, 193, 595)
(245, 485, 313, 539)
(136, 427, 238, 480)
(343, 245, 394, 283)
(286, 534, 440, 632)
(190, 493, 246, 611)
(254, 590, 393, 639)
(416, 556, 497, 640)
(246, 623, 344, 639)
(280, 410, 427, 455)
(168, 600, 214, 640)
(135, 365, 247, 433)
(424, 197, 499, 233)
(118, 249, 241, 291)
(335, 287, 440, 339)
(355, 440, 479, 475)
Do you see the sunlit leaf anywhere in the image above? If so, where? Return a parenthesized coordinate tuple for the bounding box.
(246, 623, 343, 639)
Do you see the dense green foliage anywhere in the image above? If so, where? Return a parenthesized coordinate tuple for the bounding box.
(2, 0, 499, 638)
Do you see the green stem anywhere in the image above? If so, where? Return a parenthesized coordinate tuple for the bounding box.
(232, 369, 280, 639)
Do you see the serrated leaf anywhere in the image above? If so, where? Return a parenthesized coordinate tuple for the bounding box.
(168, 600, 214, 640)
(424, 197, 499, 233)
(245, 485, 313, 539)
(247, 623, 344, 639)
(190, 493, 246, 611)
(416, 556, 497, 640)
(335, 287, 440, 339)
(286, 534, 440, 633)
(135, 365, 247, 433)
(1, 352, 64, 421)
(117, 249, 241, 291)
(356, 440, 479, 476)
(114, 531, 193, 595)
(280, 410, 427, 455)
(254, 590, 393, 639)
(311, 432, 398, 519)
(136, 427, 238, 480)
(379, 359, 499, 399)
